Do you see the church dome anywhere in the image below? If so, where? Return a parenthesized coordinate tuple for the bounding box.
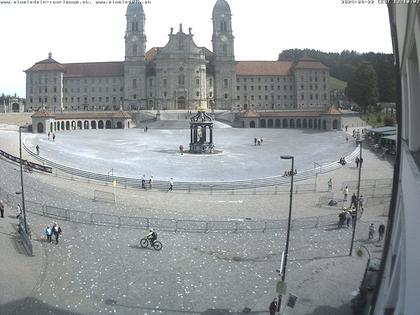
(126, 1, 144, 15)
(212, 0, 231, 16)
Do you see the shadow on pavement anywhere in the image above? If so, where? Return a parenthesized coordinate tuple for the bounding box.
(0, 297, 84, 315)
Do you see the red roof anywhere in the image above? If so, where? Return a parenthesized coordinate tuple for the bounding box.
(53, 111, 131, 119)
(25, 54, 124, 77)
(323, 105, 342, 115)
(146, 47, 159, 62)
(63, 62, 124, 78)
(25, 56, 65, 72)
(31, 109, 55, 118)
(236, 61, 293, 76)
(293, 58, 328, 70)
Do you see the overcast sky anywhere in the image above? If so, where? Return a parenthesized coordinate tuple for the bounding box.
(0, 0, 392, 98)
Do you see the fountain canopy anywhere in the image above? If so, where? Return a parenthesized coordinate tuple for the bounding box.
(189, 106, 214, 154)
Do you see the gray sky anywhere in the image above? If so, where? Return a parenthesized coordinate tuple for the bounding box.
(0, 0, 392, 98)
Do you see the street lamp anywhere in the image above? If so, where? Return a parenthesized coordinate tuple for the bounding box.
(277, 155, 294, 312)
(349, 139, 363, 256)
(18, 125, 29, 234)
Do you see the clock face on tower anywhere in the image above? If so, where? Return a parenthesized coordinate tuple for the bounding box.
(221, 35, 227, 42)
(131, 35, 138, 42)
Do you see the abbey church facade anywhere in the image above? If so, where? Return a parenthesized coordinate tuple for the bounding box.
(25, 0, 332, 116)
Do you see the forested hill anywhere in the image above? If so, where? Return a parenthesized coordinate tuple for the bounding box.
(278, 49, 395, 103)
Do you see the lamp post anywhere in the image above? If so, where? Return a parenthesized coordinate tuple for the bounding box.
(349, 139, 363, 256)
(18, 125, 28, 234)
(277, 155, 294, 312)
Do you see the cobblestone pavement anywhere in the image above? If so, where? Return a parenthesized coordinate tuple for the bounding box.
(2, 211, 385, 315)
(0, 120, 393, 315)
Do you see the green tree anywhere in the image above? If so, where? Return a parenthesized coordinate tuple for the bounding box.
(346, 62, 379, 113)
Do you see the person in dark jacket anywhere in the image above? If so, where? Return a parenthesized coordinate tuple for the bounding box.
(53, 223, 62, 244)
(378, 224, 386, 241)
(350, 193, 358, 208)
(269, 298, 278, 315)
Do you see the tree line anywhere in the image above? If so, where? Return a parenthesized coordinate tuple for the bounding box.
(278, 49, 396, 113)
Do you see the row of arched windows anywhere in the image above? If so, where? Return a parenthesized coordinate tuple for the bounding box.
(246, 118, 338, 130)
(36, 120, 127, 133)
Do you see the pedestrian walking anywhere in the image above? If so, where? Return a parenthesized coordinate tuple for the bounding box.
(269, 298, 278, 315)
(346, 136, 349, 143)
(358, 195, 364, 210)
(328, 178, 332, 191)
(338, 210, 346, 228)
(141, 175, 146, 189)
(16, 204, 22, 219)
(168, 177, 174, 191)
(368, 223, 375, 240)
(53, 223, 62, 244)
(254, 138, 257, 146)
(343, 186, 349, 201)
(378, 224, 386, 241)
(359, 157, 364, 168)
(149, 175, 153, 189)
(48, 132, 51, 140)
(355, 156, 360, 168)
(36, 145, 40, 155)
(0, 199, 4, 218)
(350, 193, 357, 208)
(52, 133, 56, 141)
(351, 207, 357, 227)
(346, 210, 352, 228)
(45, 225, 53, 242)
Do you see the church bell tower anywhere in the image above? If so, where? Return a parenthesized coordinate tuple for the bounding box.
(212, 0, 236, 110)
(124, 2, 147, 110)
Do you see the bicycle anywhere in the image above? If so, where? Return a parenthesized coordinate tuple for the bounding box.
(139, 237, 162, 251)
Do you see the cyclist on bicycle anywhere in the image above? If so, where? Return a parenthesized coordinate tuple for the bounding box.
(146, 228, 157, 244)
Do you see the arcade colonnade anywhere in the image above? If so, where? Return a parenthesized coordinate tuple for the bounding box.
(31, 110, 132, 134)
(245, 117, 340, 130)
(239, 107, 342, 131)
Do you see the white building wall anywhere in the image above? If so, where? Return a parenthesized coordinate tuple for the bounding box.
(374, 4, 420, 314)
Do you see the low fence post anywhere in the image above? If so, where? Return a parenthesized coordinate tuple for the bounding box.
(205, 221, 209, 233)
(263, 221, 267, 233)
(175, 220, 178, 232)
(234, 221, 238, 233)
(274, 186, 278, 195)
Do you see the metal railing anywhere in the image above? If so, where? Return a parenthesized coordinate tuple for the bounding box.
(0, 185, 339, 233)
(0, 149, 52, 173)
(22, 142, 360, 192)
